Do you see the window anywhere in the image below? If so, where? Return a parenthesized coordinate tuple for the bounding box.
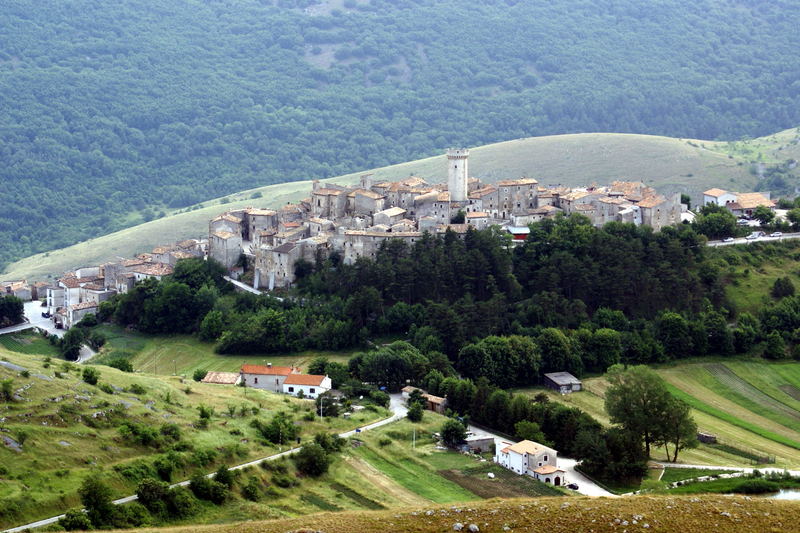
(275, 378, 279, 384)
(538, 462, 542, 467)
(544, 455, 548, 462)
(288, 386, 294, 393)
(310, 388, 315, 394)
(254, 377, 258, 384)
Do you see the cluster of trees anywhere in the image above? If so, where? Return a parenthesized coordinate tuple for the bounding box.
(0, 296, 24, 327)
(4, 0, 800, 269)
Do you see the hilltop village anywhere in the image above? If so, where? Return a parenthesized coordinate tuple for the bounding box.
(208, 149, 687, 289)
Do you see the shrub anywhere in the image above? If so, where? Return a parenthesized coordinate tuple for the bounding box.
(271, 472, 297, 488)
(407, 402, 423, 422)
(59, 508, 93, 531)
(313, 432, 345, 452)
(127, 383, 145, 395)
(82, 367, 100, 385)
(293, 443, 331, 477)
(189, 473, 229, 504)
(167, 486, 198, 518)
(734, 478, 780, 494)
(215, 464, 235, 488)
(98, 383, 114, 395)
(197, 404, 214, 419)
(136, 478, 169, 516)
(440, 419, 467, 447)
(191, 448, 218, 467)
(193, 369, 208, 382)
(378, 438, 392, 447)
(242, 476, 261, 501)
(0, 378, 13, 401)
(78, 474, 115, 527)
(369, 390, 390, 408)
(107, 358, 133, 372)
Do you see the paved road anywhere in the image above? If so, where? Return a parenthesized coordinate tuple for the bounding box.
(0, 301, 96, 362)
(2, 393, 407, 533)
(707, 232, 800, 247)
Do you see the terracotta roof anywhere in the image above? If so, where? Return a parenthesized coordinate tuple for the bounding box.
(177, 239, 198, 249)
(344, 230, 422, 238)
(438, 224, 469, 234)
(532, 465, 563, 475)
(131, 263, 174, 277)
(466, 212, 488, 218)
(59, 278, 80, 289)
(121, 259, 148, 267)
(637, 195, 667, 209)
(213, 214, 241, 223)
(313, 188, 342, 196)
(377, 207, 406, 217)
(246, 208, 277, 216)
(201, 372, 240, 385)
(283, 222, 301, 228)
(610, 181, 647, 196)
(415, 191, 439, 202)
(281, 203, 301, 211)
(423, 393, 446, 404)
(170, 251, 195, 259)
(152, 246, 172, 254)
(735, 192, 774, 210)
(284, 374, 327, 386)
(703, 188, 729, 197)
(70, 301, 98, 311)
(349, 188, 384, 200)
(497, 178, 538, 186)
(82, 283, 106, 291)
(212, 230, 237, 240)
(437, 192, 451, 202)
(506, 440, 551, 455)
(241, 364, 296, 376)
(308, 217, 333, 225)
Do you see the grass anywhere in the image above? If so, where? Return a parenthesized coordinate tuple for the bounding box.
(0, 346, 387, 529)
(124, 494, 800, 533)
(91, 325, 354, 376)
(668, 475, 800, 495)
(4, 129, 774, 283)
(660, 468, 733, 484)
(0, 329, 58, 356)
(519, 359, 800, 469)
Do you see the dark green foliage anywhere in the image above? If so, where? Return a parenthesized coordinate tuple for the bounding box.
(78, 474, 115, 528)
(214, 464, 234, 488)
(406, 402, 423, 422)
(0, 296, 24, 327)
(0, 379, 14, 401)
(193, 369, 208, 382)
(440, 419, 467, 447)
(250, 412, 299, 444)
(734, 478, 781, 494)
(772, 277, 796, 299)
(763, 330, 788, 360)
(61, 328, 86, 361)
(106, 358, 132, 372)
(369, 390, 390, 408)
(198, 310, 224, 342)
(242, 476, 261, 501)
(693, 204, 737, 240)
(313, 432, 345, 453)
(166, 486, 199, 518)
(188, 473, 229, 504)
(86, 331, 107, 351)
(293, 443, 331, 477)
(81, 367, 99, 385)
(59, 508, 94, 531)
(136, 478, 169, 516)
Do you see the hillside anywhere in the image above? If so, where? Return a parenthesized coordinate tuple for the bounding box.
(4, 129, 794, 282)
(3, 0, 800, 269)
(111, 495, 798, 533)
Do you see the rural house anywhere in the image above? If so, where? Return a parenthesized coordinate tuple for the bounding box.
(240, 364, 299, 393)
(282, 374, 332, 399)
(494, 439, 566, 486)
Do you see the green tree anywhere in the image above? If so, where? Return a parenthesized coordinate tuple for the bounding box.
(0, 295, 24, 327)
(293, 443, 331, 477)
(753, 205, 775, 225)
(440, 419, 467, 447)
(763, 330, 788, 359)
(59, 508, 94, 531)
(193, 369, 208, 382)
(78, 474, 115, 527)
(787, 208, 800, 230)
(199, 310, 224, 341)
(82, 367, 100, 386)
(772, 277, 796, 299)
(407, 402, 424, 422)
(514, 420, 548, 444)
(657, 397, 698, 462)
(60, 327, 86, 361)
(604, 365, 673, 457)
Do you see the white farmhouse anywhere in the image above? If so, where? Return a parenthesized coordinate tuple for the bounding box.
(494, 439, 567, 486)
(282, 374, 332, 399)
(240, 364, 299, 393)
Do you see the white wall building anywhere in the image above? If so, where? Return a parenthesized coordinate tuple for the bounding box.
(240, 364, 299, 393)
(282, 374, 332, 399)
(494, 439, 566, 486)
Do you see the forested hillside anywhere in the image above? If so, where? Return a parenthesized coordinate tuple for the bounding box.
(3, 0, 800, 269)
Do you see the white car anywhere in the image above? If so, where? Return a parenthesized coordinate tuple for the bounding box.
(771, 231, 783, 237)
(722, 237, 734, 242)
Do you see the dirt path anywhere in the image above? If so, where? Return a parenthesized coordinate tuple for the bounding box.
(343, 455, 427, 507)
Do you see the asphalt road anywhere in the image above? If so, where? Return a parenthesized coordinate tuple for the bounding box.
(2, 393, 408, 533)
(0, 301, 95, 362)
(707, 232, 800, 247)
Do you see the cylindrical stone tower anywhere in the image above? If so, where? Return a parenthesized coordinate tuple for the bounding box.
(447, 148, 469, 202)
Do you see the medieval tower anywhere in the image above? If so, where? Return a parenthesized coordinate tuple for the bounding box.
(447, 148, 469, 202)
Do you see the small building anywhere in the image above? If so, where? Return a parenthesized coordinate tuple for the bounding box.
(506, 226, 530, 242)
(282, 374, 332, 399)
(400, 385, 448, 413)
(240, 364, 299, 393)
(494, 439, 565, 485)
(67, 301, 98, 328)
(463, 435, 495, 453)
(201, 372, 241, 385)
(543, 372, 582, 394)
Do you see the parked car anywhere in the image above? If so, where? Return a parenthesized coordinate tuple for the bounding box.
(746, 231, 764, 240)
(722, 237, 734, 242)
(737, 219, 750, 226)
(771, 231, 783, 237)
(566, 483, 579, 490)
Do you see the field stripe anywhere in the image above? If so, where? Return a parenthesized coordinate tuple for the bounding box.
(665, 384, 800, 450)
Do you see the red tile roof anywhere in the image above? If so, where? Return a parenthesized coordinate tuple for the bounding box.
(283, 374, 327, 386)
(240, 364, 296, 376)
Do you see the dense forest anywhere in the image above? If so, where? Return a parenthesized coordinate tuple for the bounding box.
(2, 0, 800, 269)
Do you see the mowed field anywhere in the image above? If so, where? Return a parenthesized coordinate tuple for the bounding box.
(4, 129, 773, 283)
(90, 325, 354, 377)
(519, 360, 800, 469)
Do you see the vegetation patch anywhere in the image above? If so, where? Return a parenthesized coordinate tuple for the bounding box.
(328, 483, 385, 510)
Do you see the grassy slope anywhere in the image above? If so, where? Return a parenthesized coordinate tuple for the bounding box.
(0, 346, 387, 528)
(119, 494, 800, 533)
(517, 360, 800, 469)
(4, 130, 773, 282)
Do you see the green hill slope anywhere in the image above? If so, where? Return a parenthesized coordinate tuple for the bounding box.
(3, 129, 797, 282)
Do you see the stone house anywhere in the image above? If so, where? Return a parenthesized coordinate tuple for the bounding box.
(466, 211, 490, 230)
(543, 372, 582, 394)
(240, 364, 300, 393)
(209, 230, 243, 269)
(494, 439, 566, 486)
(496, 178, 539, 217)
(282, 374, 332, 399)
(373, 206, 407, 227)
(67, 301, 99, 328)
(1, 281, 31, 301)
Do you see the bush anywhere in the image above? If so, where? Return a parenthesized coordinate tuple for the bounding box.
(215, 464, 234, 488)
(189, 473, 229, 504)
(136, 478, 169, 516)
(193, 369, 208, 382)
(369, 390, 390, 408)
(167, 486, 199, 518)
(87, 331, 107, 351)
(242, 476, 261, 501)
(59, 508, 93, 531)
(98, 383, 114, 394)
(734, 478, 780, 494)
(407, 402, 423, 422)
(440, 419, 467, 447)
(313, 432, 345, 452)
(271, 472, 297, 488)
(82, 367, 100, 385)
(191, 448, 218, 467)
(78, 474, 115, 528)
(107, 358, 133, 372)
(0, 378, 13, 401)
(293, 443, 331, 477)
